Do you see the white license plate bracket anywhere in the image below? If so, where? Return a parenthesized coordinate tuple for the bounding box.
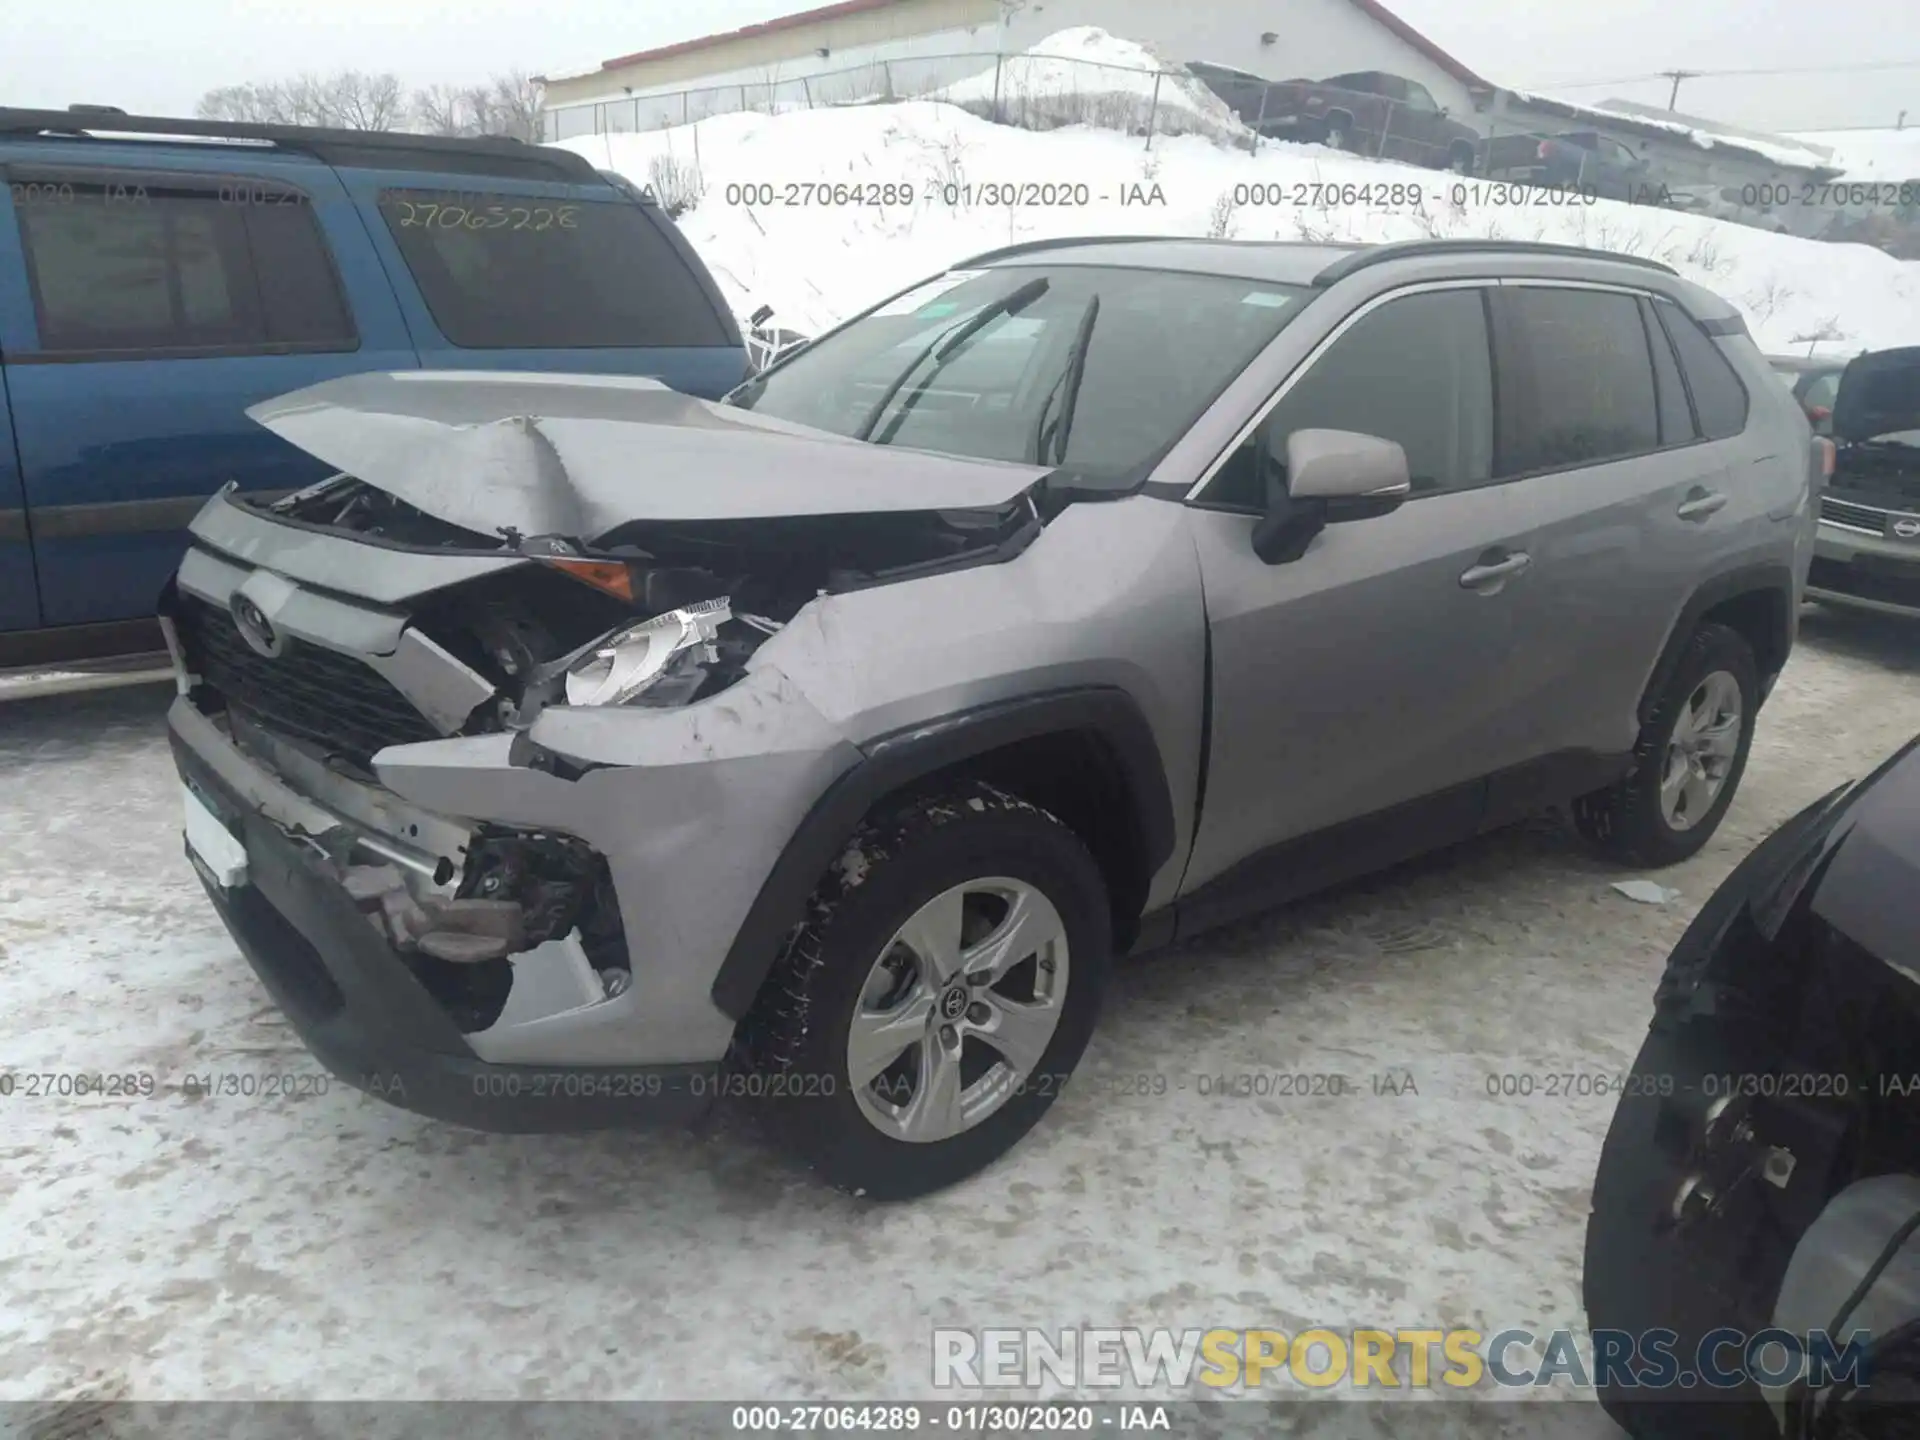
(182, 781, 249, 889)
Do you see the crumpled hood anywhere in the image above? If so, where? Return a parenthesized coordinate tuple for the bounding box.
(246, 370, 1050, 542)
(1832, 346, 1920, 443)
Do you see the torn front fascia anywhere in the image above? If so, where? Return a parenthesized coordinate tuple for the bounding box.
(344, 863, 525, 964)
(340, 828, 622, 970)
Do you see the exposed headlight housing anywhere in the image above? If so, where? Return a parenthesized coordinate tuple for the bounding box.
(564, 598, 732, 708)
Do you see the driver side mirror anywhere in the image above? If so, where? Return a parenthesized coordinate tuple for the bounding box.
(1252, 428, 1412, 564)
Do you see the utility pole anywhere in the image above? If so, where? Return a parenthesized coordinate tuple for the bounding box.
(1659, 69, 1700, 110)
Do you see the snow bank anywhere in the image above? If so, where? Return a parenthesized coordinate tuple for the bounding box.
(1790, 128, 1920, 182)
(557, 99, 1920, 355)
(930, 27, 1244, 144)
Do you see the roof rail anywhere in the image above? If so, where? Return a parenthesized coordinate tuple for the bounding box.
(1312, 238, 1677, 286)
(0, 107, 596, 183)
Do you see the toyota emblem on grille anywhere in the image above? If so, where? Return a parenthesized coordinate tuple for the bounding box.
(1894, 516, 1920, 541)
(231, 594, 284, 658)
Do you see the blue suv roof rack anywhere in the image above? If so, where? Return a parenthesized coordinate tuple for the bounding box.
(0, 106, 597, 183)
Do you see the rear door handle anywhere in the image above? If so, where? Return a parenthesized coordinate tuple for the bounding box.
(1677, 490, 1729, 521)
(1459, 551, 1532, 590)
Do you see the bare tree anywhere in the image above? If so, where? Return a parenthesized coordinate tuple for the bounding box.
(412, 83, 481, 136)
(468, 72, 544, 141)
(195, 70, 407, 129)
(324, 71, 407, 130)
(201, 68, 540, 139)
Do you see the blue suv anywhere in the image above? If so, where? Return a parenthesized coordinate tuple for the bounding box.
(0, 106, 746, 669)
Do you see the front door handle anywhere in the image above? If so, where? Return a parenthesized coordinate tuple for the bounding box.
(1677, 489, 1729, 521)
(1459, 551, 1532, 590)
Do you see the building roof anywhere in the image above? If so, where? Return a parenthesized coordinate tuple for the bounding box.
(569, 0, 1495, 92)
(1503, 89, 1843, 175)
(1342, 0, 1492, 92)
(596, 0, 904, 74)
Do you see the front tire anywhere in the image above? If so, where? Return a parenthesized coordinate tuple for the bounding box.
(1572, 623, 1759, 866)
(733, 782, 1111, 1200)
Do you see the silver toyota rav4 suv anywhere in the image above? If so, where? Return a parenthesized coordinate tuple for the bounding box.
(162, 237, 1821, 1199)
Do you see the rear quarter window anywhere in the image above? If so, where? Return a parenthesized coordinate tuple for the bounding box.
(377, 189, 731, 350)
(1655, 298, 1750, 440)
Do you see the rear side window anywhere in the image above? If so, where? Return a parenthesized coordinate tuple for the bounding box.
(1655, 298, 1750, 439)
(1495, 287, 1659, 474)
(12, 175, 355, 356)
(377, 189, 730, 350)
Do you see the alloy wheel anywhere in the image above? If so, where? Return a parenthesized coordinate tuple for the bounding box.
(846, 877, 1069, 1144)
(1659, 669, 1744, 831)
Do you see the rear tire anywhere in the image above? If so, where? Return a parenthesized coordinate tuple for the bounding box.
(1323, 119, 1352, 152)
(732, 781, 1111, 1200)
(1572, 623, 1759, 867)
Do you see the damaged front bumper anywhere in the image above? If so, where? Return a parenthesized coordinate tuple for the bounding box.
(168, 696, 718, 1132)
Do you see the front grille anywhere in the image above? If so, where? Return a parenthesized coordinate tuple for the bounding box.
(174, 592, 440, 767)
(1820, 495, 1891, 534)
(1808, 556, 1920, 611)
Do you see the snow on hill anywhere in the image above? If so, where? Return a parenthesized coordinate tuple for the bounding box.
(930, 26, 1244, 143)
(556, 90, 1920, 358)
(1789, 128, 1920, 182)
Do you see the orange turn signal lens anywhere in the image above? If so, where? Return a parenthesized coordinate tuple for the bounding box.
(543, 558, 636, 602)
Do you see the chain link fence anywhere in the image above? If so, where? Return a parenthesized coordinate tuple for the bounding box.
(543, 51, 1245, 149)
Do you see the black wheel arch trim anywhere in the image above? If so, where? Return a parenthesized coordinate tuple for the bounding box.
(709, 685, 1177, 1021)
(1637, 561, 1797, 728)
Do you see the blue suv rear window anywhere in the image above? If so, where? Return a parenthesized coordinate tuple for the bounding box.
(376, 188, 731, 350)
(13, 174, 355, 357)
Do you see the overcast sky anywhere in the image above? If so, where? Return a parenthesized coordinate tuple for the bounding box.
(2, 0, 1911, 135)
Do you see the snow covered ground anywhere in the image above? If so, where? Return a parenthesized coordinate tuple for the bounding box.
(557, 82, 1920, 359)
(5, 612, 1918, 1418)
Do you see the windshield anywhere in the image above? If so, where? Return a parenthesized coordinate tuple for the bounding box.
(1800, 371, 1841, 412)
(727, 265, 1309, 486)
(1839, 357, 1920, 445)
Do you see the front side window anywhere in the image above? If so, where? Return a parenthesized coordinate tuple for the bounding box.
(1496, 287, 1660, 474)
(1206, 287, 1495, 509)
(378, 189, 732, 350)
(729, 265, 1309, 486)
(1404, 82, 1440, 112)
(15, 176, 353, 355)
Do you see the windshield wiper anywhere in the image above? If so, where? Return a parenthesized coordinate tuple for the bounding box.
(1031, 295, 1100, 467)
(853, 276, 1050, 443)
